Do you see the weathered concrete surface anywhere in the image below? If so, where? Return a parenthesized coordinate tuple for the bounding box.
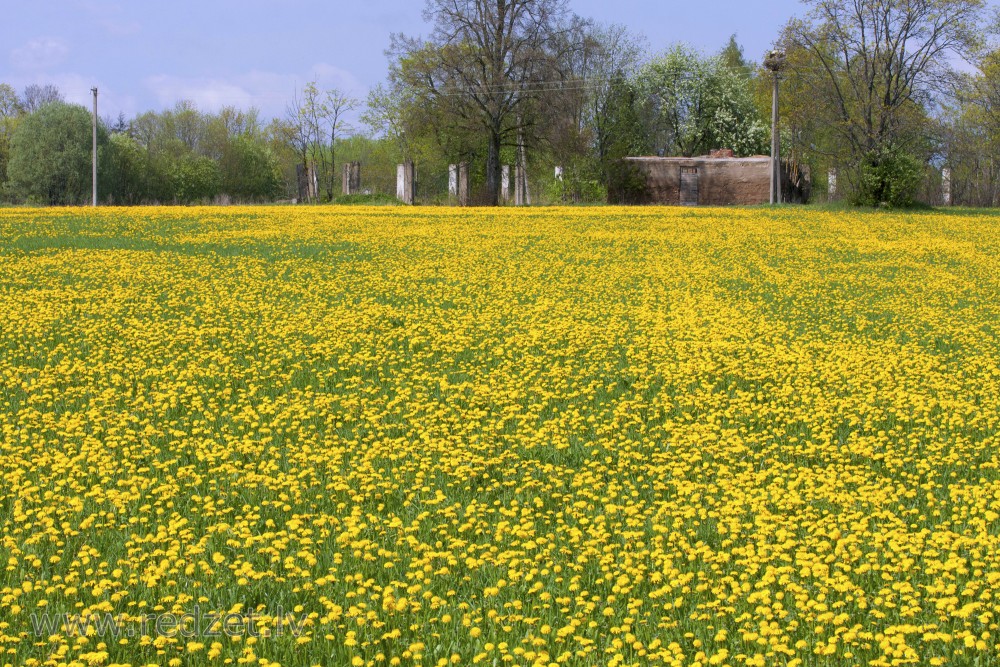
(619, 156, 772, 206)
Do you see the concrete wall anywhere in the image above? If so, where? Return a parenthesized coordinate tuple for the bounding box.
(619, 157, 772, 206)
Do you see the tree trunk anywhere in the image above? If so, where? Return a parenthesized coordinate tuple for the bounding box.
(485, 128, 502, 206)
(329, 127, 337, 200)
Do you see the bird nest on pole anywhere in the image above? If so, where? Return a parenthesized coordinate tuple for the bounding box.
(764, 50, 787, 73)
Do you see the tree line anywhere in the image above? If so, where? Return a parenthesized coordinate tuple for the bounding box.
(0, 0, 997, 207)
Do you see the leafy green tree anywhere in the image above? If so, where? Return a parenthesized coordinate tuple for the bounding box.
(598, 74, 651, 200)
(389, 0, 578, 205)
(854, 146, 923, 207)
(783, 0, 987, 204)
(0, 83, 23, 192)
(170, 154, 221, 204)
(940, 49, 1000, 206)
(220, 136, 283, 202)
(103, 133, 148, 205)
(7, 102, 103, 205)
(637, 44, 767, 157)
(719, 34, 754, 78)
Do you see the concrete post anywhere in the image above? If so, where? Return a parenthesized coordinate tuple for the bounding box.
(396, 161, 415, 204)
(501, 165, 510, 203)
(942, 167, 951, 206)
(343, 163, 353, 196)
(448, 164, 458, 200)
(458, 162, 469, 207)
(342, 162, 361, 196)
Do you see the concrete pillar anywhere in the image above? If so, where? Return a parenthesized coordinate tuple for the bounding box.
(342, 162, 361, 195)
(458, 162, 469, 207)
(501, 165, 510, 203)
(942, 167, 951, 206)
(448, 164, 458, 200)
(396, 161, 415, 204)
(828, 168, 837, 200)
(343, 162, 353, 196)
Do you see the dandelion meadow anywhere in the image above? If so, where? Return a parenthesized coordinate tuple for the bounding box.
(1, 206, 1000, 667)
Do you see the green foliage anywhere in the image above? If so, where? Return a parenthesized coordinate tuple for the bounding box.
(606, 159, 650, 204)
(220, 137, 283, 202)
(7, 102, 102, 205)
(0, 83, 21, 190)
(719, 34, 754, 77)
(103, 133, 147, 205)
(637, 44, 768, 158)
(853, 147, 922, 208)
(597, 75, 650, 178)
(544, 169, 607, 204)
(170, 154, 222, 204)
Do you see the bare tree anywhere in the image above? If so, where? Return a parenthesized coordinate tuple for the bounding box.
(321, 90, 358, 200)
(785, 0, 986, 161)
(21, 84, 63, 113)
(285, 90, 313, 201)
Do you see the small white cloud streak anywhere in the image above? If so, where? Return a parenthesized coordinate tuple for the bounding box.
(143, 64, 366, 119)
(10, 38, 70, 71)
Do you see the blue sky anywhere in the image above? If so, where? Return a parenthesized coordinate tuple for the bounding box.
(0, 0, 886, 122)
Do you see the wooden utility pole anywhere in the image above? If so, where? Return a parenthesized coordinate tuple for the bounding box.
(91, 87, 98, 207)
(764, 51, 786, 206)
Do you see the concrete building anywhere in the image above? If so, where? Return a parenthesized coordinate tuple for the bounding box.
(611, 151, 810, 206)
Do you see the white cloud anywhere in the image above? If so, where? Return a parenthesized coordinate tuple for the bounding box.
(145, 75, 260, 111)
(308, 63, 364, 94)
(10, 38, 70, 71)
(143, 64, 366, 119)
(5, 71, 138, 118)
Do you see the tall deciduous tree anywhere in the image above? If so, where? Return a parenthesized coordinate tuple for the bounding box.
(288, 83, 358, 200)
(783, 0, 986, 186)
(0, 83, 23, 190)
(940, 49, 1000, 206)
(20, 84, 63, 114)
(637, 44, 767, 157)
(321, 89, 358, 199)
(7, 102, 102, 205)
(389, 0, 574, 205)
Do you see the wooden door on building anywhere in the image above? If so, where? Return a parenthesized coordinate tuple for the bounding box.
(680, 167, 699, 206)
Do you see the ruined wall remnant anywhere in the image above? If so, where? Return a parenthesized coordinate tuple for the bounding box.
(610, 155, 811, 206)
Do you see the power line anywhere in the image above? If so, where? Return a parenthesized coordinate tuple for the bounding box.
(409, 64, 843, 99)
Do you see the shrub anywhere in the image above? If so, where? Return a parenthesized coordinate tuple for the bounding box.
(853, 147, 922, 208)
